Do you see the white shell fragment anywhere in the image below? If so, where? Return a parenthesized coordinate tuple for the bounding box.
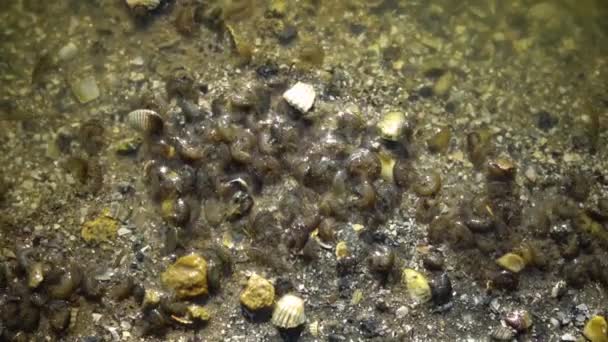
(377, 111, 406, 141)
(126, 0, 161, 10)
(271, 294, 306, 329)
(283, 82, 316, 113)
(127, 109, 164, 135)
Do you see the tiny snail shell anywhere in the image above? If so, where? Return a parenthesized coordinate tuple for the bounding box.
(272, 294, 306, 329)
(127, 109, 164, 135)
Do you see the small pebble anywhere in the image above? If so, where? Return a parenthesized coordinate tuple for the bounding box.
(536, 110, 558, 131)
(396, 306, 409, 319)
(560, 333, 577, 341)
(277, 25, 298, 45)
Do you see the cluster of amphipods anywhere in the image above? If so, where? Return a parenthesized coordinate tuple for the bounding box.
(4, 55, 607, 341)
(116, 63, 608, 340)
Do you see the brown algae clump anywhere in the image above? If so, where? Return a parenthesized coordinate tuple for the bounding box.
(161, 254, 209, 299)
(81, 209, 119, 243)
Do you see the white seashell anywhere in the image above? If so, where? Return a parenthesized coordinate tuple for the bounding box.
(127, 109, 164, 135)
(126, 0, 161, 10)
(271, 294, 306, 329)
(283, 82, 316, 113)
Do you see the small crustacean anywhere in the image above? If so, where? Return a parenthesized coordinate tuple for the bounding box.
(271, 294, 306, 329)
(487, 157, 516, 181)
(367, 245, 395, 275)
(430, 273, 453, 305)
(127, 109, 164, 135)
(505, 309, 533, 332)
(347, 148, 381, 180)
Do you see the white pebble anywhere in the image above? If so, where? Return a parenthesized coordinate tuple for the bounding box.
(396, 306, 409, 318)
(283, 82, 316, 113)
(57, 42, 78, 61)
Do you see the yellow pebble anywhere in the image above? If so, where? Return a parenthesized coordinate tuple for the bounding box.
(496, 252, 526, 273)
(335, 241, 349, 260)
(240, 274, 275, 311)
(584, 316, 608, 342)
(401, 268, 431, 303)
(161, 254, 208, 299)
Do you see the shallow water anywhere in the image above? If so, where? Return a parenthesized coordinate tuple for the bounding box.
(1, 0, 607, 341)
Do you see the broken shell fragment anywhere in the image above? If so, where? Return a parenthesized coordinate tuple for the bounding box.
(283, 82, 315, 113)
(127, 109, 164, 135)
(496, 253, 526, 273)
(401, 268, 432, 303)
(170, 305, 211, 326)
(142, 288, 162, 310)
(126, 0, 161, 10)
(378, 151, 396, 183)
(187, 305, 211, 322)
(272, 294, 306, 329)
(377, 111, 406, 141)
(583, 316, 608, 342)
(491, 325, 516, 341)
(27, 262, 45, 289)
